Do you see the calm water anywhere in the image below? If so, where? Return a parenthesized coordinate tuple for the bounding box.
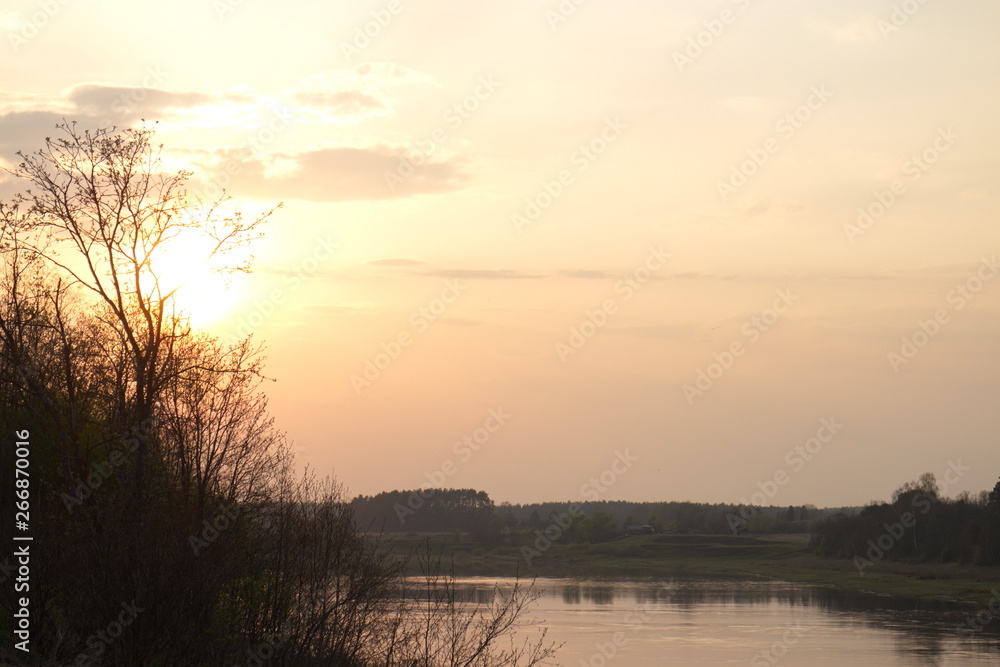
(449, 577, 1000, 666)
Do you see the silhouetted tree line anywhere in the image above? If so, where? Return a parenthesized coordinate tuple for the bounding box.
(0, 124, 554, 666)
(351, 489, 497, 535)
(811, 473, 1000, 566)
(499, 500, 831, 537)
(352, 493, 838, 547)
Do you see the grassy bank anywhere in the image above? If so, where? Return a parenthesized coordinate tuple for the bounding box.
(379, 532, 1000, 605)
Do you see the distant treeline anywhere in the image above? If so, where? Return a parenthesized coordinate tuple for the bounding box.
(353, 477, 1000, 570)
(499, 500, 834, 536)
(811, 473, 1000, 568)
(350, 489, 847, 543)
(352, 489, 496, 535)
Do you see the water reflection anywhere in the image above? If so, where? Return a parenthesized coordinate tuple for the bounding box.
(441, 577, 1000, 666)
(559, 582, 615, 606)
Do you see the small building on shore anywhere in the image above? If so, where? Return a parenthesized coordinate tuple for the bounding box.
(626, 524, 655, 535)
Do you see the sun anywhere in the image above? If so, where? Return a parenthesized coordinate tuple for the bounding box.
(150, 229, 249, 330)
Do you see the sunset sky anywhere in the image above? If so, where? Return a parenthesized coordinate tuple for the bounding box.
(2, 0, 998, 507)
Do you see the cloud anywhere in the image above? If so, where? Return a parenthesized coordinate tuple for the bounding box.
(0, 110, 67, 150)
(417, 268, 545, 280)
(280, 63, 436, 122)
(280, 64, 436, 124)
(558, 269, 614, 280)
(0, 114, 472, 202)
(0, 84, 261, 149)
(192, 144, 469, 202)
(555, 269, 676, 281)
(368, 264, 710, 282)
(66, 84, 211, 119)
(0, 64, 473, 201)
(288, 89, 386, 119)
(0, 63, 438, 148)
(366, 262, 983, 286)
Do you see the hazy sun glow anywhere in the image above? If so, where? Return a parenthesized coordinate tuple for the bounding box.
(151, 230, 247, 329)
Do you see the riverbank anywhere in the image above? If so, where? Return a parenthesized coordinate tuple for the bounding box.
(380, 532, 1000, 605)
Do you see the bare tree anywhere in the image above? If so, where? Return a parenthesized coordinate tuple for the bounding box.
(1, 123, 560, 666)
(158, 335, 285, 512)
(6, 121, 273, 497)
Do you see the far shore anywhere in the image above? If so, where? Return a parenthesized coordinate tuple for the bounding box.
(378, 532, 1000, 606)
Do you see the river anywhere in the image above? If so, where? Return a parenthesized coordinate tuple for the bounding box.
(448, 577, 1000, 666)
